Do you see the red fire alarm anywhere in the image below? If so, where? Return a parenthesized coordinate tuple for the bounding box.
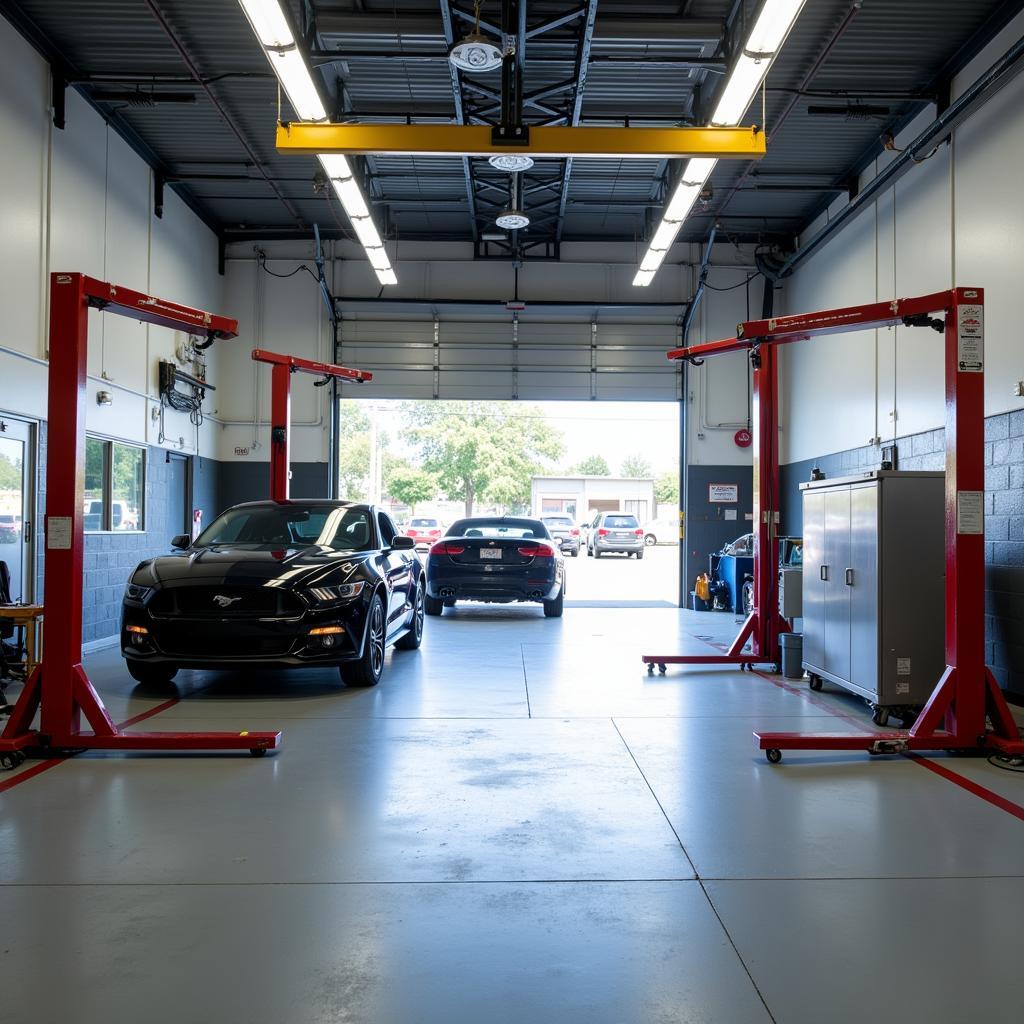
(734, 428, 752, 448)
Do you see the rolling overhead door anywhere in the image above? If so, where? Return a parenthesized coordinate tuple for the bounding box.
(337, 314, 682, 402)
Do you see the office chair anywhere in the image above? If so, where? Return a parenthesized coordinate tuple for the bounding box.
(0, 560, 25, 713)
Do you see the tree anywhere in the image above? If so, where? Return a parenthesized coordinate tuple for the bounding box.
(338, 401, 371, 500)
(571, 454, 610, 476)
(0, 453, 22, 491)
(403, 401, 563, 516)
(620, 454, 652, 478)
(655, 469, 679, 505)
(386, 463, 437, 512)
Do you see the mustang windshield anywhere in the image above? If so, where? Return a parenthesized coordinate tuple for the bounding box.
(447, 518, 551, 540)
(195, 506, 375, 552)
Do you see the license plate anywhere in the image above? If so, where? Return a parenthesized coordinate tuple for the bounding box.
(479, 548, 502, 560)
(614, 532, 631, 538)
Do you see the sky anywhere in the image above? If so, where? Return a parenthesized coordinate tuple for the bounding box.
(366, 400, 680, 477)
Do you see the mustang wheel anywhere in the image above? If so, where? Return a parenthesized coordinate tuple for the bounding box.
(395, 581, 425, 650)
(341, 594, 386, 687)
(125, 661, 177, 686)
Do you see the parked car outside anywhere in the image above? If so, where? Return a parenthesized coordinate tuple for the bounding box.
(642, 518, 680, 546)
(0, 513, 20, 544)
(121, 500, 424, 689)
(425, 516, 565, 617)
(405, 516, 444, 551)
(540, 514, 580, 556)
(586, 511, 645, 558)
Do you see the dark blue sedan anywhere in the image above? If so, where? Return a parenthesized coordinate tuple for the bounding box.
(424, 516, 565, 617)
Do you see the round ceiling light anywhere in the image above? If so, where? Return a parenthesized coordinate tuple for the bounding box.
(488, 154, 535, 173)
(449, 33, 503, 74)
(495, 209, 530, 230)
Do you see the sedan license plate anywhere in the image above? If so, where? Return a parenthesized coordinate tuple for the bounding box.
(479, 548, 502, 560)
(614, 531, 631, 538)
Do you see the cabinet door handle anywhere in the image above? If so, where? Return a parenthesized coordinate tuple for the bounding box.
(845, 568, 854, 586)
(820, 565, 829, 581)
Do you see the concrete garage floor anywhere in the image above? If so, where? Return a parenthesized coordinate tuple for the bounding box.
(2, 607, 1023, 1024)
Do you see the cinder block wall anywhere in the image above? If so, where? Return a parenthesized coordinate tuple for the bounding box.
(780, 411, 1024, 702)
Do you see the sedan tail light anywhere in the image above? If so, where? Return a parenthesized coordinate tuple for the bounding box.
(597, 528, 609, 536)
(429, 541, 465, 556)
(518, 543, 556, 559)
(570, 528, 580, 536)
(634, 528, 644, 536)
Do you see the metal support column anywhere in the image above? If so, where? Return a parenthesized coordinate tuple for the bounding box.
(252, 349, 372, 503)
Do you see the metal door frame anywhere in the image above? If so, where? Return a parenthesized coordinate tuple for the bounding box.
(0, 412, 38, 604)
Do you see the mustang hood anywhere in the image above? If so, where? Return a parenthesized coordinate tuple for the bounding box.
(133, 545, 371, 588)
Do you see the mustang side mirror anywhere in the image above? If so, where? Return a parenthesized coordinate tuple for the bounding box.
(391, 536, 416, 551)
(170, 534, 191, 550)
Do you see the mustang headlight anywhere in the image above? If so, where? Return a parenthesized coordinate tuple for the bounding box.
(124, 583, 153, 602)
(306, 582, 365, 604)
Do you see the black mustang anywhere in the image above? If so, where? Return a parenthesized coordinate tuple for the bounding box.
(121, 501, 424, 688)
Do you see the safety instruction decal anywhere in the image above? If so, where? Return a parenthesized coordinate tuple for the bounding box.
(957, 304, 984, 372)
(956, 491, 984, 535)
(897, 658, 911, 676)
(47, 516, 72, 550)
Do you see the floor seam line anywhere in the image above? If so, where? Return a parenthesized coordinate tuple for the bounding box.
(520, 643, 532, 719)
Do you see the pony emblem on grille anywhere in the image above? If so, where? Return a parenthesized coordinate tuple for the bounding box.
(212, 594, 242, 608)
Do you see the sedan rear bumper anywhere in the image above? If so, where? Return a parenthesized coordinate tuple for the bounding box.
(426, 576, 561, 603)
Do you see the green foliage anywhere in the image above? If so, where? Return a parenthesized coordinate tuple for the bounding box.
(0, 452, 22, 491)
(402, 401, 563, 515)
(620, 454, 652, 478)
(386, 463, 437, 511)
(571, 454, 610, 476)
(338, 401, 371, 500)
(655, 469, 680, 505)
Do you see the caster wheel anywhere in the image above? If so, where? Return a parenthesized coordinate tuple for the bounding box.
(871, 708, 888, 727)
(809, 675, 823, 691)
(771, 663, 782, 675)
(647, 663, 655, 676)
(658, 664, 667, 675)
(765, 748, 782, 764)
(249, 748, 268, 758)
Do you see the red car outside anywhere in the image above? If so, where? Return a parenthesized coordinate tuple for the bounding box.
(405, 517, 443, 550)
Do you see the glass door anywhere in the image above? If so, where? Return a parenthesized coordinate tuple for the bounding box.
(0, 417, 34, 603)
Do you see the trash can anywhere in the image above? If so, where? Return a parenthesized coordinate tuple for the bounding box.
(779, 632, 803, 680)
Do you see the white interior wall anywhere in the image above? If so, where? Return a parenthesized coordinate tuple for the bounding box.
(221, 239, 755, 470)
(0, 14, 224, 456)
(780, 13, 1024, 464)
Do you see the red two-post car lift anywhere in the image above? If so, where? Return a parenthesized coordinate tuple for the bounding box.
(250, 349, 371, 501)
(0, 273, 282, 765)
(644, 287, 1024, 763)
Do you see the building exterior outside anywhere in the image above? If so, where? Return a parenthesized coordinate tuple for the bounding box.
(531, 476, 656, 524)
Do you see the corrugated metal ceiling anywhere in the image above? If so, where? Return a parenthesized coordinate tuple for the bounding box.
(1, 0, 1020, 252)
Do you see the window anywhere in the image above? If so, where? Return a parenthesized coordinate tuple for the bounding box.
(84, 438, 145, 532)
(603, 515, 639, 529)
(195, 505, 373, 552)
(377, 513, 396, 547)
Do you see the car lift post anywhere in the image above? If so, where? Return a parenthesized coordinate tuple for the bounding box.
(0, 272, 281, 763)
(647, 286, 1024, 761)
(250, 349, 372, 501)
(643, 328, 788, 674)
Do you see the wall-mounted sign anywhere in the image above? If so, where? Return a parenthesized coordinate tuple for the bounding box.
(709, 483, 739, 503)
(734, 428, 752, 448)
(234, 446, 250, 456)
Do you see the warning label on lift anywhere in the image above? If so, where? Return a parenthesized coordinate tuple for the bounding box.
(957, 491, 985, 535)
(957, 304, 984, 372)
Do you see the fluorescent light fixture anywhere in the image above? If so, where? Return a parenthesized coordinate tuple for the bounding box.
(349, 214, 384, 251)
(318, 153, 353, 179)
(634, 0, 807, 286)
(330, 176, 370, 219)
(710, 0, 808, 126)
(366, 247, 392, 272)
(376, 268, 398, 286)
(267, 47, 327, 122)
(238, 0, 293, 48)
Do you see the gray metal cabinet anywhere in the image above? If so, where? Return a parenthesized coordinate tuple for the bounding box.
(801, 472, 945, 714)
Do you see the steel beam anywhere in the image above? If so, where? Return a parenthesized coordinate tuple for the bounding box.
(277, 122, 765, 160)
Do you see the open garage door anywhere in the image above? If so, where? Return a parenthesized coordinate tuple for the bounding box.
(334, 310, 683, 404)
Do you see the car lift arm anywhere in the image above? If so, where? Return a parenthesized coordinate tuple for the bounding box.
(0, 273, 280, 764)
(250, 349, 372, 502)
(645, 286, 1024, 762)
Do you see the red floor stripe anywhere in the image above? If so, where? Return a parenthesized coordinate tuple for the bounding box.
(0, 693, 184, 794)
(908, 754, 1024, 823)
(689, 629, 1024, 824)
(0, 757, 65, 795)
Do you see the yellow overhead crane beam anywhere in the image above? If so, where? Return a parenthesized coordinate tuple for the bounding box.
(276, 122, 766, 161)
